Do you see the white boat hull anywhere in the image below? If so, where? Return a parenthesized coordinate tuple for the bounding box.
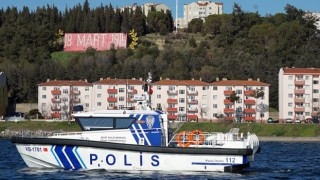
(14, 140, 251, 172)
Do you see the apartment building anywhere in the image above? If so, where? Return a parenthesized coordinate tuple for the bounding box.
(92, 78, 145, 111)
(180, 1, 223, 28)
(279, 67, 320, 121)
(38, 77, 270, 122)
(210, 79, 270, 122)
(38, 80, 92, 120)
(120, 3, 169, 17)
(152, 78, 209, 122)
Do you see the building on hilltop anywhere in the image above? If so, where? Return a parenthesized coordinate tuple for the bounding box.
(279, 67, 320, 121)
(120, 3, 170, 17)
(178, 1, 223, 29)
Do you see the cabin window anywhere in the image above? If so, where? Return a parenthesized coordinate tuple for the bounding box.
(116, 118, 136, 128)
(76, 117, 136, 131)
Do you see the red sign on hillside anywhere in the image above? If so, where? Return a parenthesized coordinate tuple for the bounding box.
(64, 33, 127, 52)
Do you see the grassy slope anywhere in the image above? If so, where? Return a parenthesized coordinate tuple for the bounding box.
(0, 121, 81, 132)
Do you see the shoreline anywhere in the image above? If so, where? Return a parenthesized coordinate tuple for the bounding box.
(259, 136, 320, 142)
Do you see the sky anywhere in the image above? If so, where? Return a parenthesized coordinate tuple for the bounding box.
(1, 0, 320, 18)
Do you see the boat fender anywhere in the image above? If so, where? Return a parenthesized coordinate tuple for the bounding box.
(189, 130, 205, 145)
(176, 131, 191, 147)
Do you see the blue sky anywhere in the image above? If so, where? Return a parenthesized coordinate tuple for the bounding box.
(1, 0, 320, 18)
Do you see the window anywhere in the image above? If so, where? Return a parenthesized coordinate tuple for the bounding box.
(85, 95, 89, 99)
(42, 87, 46, 90)
(202, 95, 207, 99)
(63, 89, 68, 94)
(97, 102, 101, 106)
(260, 113, 265, 118)
(157, 94, 161, 99)
(85, 87, 89, 91)
(119, 88, 125, 93)
(305, 103, 310, 107)
(305, 85, 310, 89)
(85, 103, 89, 108)
(179, 90, 185, 94)
(97, 85, 102, 89)
(169, 86, 175, 91)
(157, 86, 161, 90)
(226, 86, 232, 90)
(188, 86, 195, 91)
(236, 90, 242, 94)
(116, 118, 136, 128)
(314, 89, 319, 93)
(288, 112, 293, 116)
(202, 86, 208, 90)
(305, 94, 310, 98)
(288, 76, 293, 80)
(305, 112, 310, 116)
(212, 86, 217, 90)
(179, 98, 185, 103)
(314, 80, 319, 84)
(237, 99, 242, 103)
(213, 95, 217, 100)
(313, 98, 319, 102)
(288, 103, 293, 107)
(97, 94, 101, 98)
(213, 104, 217, 108)
(179, 107, 185, 112)
(119, 97, 125, 101)
(305, 76, 310, 80)
(42, 95, 46, 99)
(260, 87, 265, 90)
(288, 94, 293, 98)
(288, 85, 294, 90)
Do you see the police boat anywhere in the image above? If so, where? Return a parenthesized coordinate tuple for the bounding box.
(11, 73, 260, 172)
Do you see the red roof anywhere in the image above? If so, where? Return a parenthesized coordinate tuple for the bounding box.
(38, 80, 91, 86)
(211, 80, 270, 86)
(153, 79, 209, 86)
(94, 79, 144, 85)
(283, 68, 320, 75)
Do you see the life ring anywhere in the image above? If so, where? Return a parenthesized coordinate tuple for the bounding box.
(189, 130, 205, 145)
(176, 131, 191, 147)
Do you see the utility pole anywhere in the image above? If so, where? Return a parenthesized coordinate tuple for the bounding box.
(176, 0, 178, 34)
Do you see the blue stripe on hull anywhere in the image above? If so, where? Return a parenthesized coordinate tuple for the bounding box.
(54, 146, 72, 169)
(65, 146, 82, 169)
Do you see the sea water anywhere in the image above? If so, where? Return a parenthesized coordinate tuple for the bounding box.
(1, 139, 320, 179)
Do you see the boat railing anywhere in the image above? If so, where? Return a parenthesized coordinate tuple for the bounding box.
(169, 131, 249, 147)
(52, 132, 83, 136)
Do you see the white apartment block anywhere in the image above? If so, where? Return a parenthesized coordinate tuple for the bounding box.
(279, 68, 320, 121)
(180, 1, 223, 28)
(38, 77, 270, 122)
(210, 79, 270, 122)
(142, 3, 170, 17)
(120, 3, 169, 17)
(38, 80, 92, 120)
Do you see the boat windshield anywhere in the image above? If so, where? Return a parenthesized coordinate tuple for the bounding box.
(76, 117, 136, 131)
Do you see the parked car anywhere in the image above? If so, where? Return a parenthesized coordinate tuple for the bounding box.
(294, 119, 301, 123)
(267, 118, 279, 123)
(285, 118, 293, 123)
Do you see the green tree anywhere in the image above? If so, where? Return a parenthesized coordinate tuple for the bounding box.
(188, 18, 203, 33)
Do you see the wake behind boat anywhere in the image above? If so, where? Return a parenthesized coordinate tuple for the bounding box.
(11, 73, 260, 172)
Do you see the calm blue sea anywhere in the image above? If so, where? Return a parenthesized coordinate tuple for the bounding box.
(1, 139, 320, 180)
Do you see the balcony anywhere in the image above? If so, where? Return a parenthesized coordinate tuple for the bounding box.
(244, 99, 255, 105)
(51, 90, 61, 95)
(224, 99, 233, 104)
(70, 90, 80, 95)
(294, 107, 305, 112)
(167, 90, 178, 95)
(187, 108, 198, 112)
(187, 99, 198, 104)
(167, 108, 178, 112)
(70, 98, 80, 103)
(224, 116, 234, 121)
(294, 98, 305, 103)
(51, 106, 61, 111)
(294, 89, 305, 94)
(244, 90, 254, 96)
(167, 99, 178, 104)
(187, 91, 198, 95)
(294, 80, 305, 86)
(244, 116, 255, 121)
(127, 98, 136, 103)
(224, 90, 234, 95)
(128, 89, 137, 94)
(224, 108, 234, 113)
(187, 115, 198, 120)
(51, 113, 61, 118)
(107, 89, 118, 94)
(244, 108, 256, 113)
(107, 97, 118, 102)
(51, 98, 61, 103)
(167, 115, 177, 120)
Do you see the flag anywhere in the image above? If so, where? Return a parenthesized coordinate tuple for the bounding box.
(149, 85, 153, 95)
